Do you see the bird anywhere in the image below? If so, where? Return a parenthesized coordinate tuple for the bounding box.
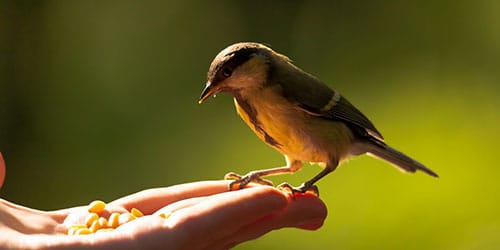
(198, 42, 438, 195)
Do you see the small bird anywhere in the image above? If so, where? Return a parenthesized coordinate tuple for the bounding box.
(199, 42, 438, 195)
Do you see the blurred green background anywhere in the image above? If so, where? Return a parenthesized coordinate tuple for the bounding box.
(1, 1, 499, 249)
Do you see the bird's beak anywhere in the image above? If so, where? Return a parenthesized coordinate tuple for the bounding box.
(198, 82, 217, 104)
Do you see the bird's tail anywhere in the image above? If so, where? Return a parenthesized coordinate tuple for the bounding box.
(365, 140, 438, 177)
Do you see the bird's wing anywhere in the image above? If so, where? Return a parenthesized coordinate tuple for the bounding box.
(305, 94, 384, 141)
(275, 67, 384, 141)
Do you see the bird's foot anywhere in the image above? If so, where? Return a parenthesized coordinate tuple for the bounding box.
(224, 172, 274, 190)
(277, 182, 319, 197)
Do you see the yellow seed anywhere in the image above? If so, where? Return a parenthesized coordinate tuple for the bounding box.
(69, 224, 88, 229)
(98, 217, 108, 228)
(84, 213, 99, 227)
(88, 200, 106, 213)
(118, 212, 136, 225)
(108, 212, 120, 228)
(131, 208, 144, 217)
(68, 227, 81, 235)
(158, 212, 171, 219)
(68, 224, 88, 235)
(89, 220, 101, 232)
(68, 224, 87, 235)
(75, 228, 93, 235)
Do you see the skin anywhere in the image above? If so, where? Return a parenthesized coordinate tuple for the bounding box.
(0, 153, 327, 250)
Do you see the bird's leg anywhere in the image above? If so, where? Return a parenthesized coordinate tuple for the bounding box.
(278, 160, 339, 196)
(225, 159, 303, 190)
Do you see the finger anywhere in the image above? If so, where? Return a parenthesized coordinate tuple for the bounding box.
(272, 193, 328, 229)
(151, 183, 266, 216)
(217, 193, 327, 249)
(153, 196, 210, 216)
(0, 152, 5, 189)
(167, 186, 288, 249)
(108, 180, 232, 214)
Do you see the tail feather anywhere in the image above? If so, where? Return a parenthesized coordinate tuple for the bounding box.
(365, 141, 438, 178)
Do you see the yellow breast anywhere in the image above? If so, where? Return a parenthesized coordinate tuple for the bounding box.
(234, 98, 294, 150)
(233, 88, 354, 163)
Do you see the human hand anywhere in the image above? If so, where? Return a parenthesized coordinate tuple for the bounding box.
(0, 155, 327, 250)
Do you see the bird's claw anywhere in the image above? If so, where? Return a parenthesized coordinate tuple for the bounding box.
(277, 182, 320, 197)
(224, 172, 274, 190)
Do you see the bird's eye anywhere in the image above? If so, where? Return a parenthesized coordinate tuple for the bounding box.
(222, 67, 233, 78)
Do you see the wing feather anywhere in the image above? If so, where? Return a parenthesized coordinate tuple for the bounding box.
(271, 61, 383, 141)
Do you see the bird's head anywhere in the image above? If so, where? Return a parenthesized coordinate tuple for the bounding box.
(199, 42, 286, 103)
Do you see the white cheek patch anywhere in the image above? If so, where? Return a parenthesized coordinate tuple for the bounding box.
(227, 56, 268, 89)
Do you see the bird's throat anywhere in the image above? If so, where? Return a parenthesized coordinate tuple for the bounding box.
(233, 96, 282, 149)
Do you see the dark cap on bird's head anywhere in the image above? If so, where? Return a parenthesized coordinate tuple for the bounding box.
(199, 42, 276, 103)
